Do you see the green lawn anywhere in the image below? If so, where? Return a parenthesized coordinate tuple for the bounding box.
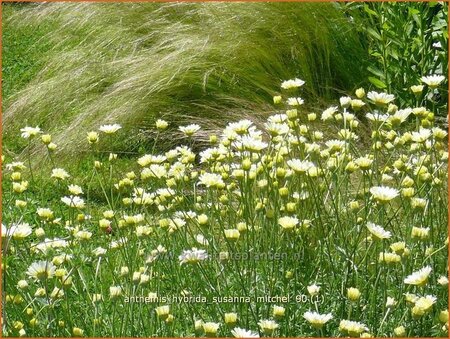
(2, 4, 56, 103)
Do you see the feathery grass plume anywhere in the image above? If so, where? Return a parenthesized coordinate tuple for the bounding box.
(3, 2, 367, 159)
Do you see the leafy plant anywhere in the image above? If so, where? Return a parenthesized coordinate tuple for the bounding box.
(339, 2, 448, 115)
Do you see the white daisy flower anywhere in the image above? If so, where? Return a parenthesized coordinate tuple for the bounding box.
(6, 223, 32, 240)
(303, 311, 333, 329)
(26, 261, 56, 281)
(287, 97, 304, 106)
(421, 74, 445, 88)
(92, 247, 107, 257)
(339, 319, 369, 337)
(258, 319, 279, 335)
(198, 173, 224, 188)
(6, 162, 26, 171)
(238, 135, 268, 152)
(339, 96, 352, 108)
(231, 327, 259, 338)
(68, 184, 83, 195)
(195, 234, 209, 246)
(51, 168, 70, 180)
(61, 196, 86, 209)
(307, 284, 320, 296)
(411, 128, 431, 143)
(404, 266, 432, 286)
(287, 159, 315, 173)
(179, 124, 201, 136)
(137, 154, 166, 167)
(370, 186, 399, 202)
(366, 112, 389, 122)
(20, 126, 42, 139)
(278, 216, 299, 230)
(367, 91, 395, 105)
(179, 248, 208, 265)
(389, 108, 412, 125)
(281, 78, 305, 89)
(267, 113, 288, 123)
(366, 222, 391, 240)
(99, 124, 122, 134)
(321, 106, 338, 121)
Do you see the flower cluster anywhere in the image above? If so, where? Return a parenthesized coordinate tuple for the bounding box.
(2, 76, 448, 338)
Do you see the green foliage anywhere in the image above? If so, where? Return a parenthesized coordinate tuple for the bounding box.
(340, 2, 448, 115)
(2, 2, 367, 159)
